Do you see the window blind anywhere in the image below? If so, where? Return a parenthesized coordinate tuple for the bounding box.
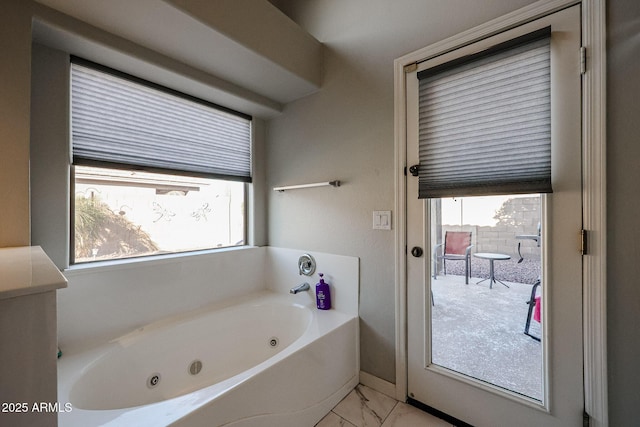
(417, 27, 551, 199)
(71, 60, 252, 182)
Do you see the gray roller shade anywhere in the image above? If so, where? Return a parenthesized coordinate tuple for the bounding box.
(417, 27, 551, 199)
(71, 60, 252, 182)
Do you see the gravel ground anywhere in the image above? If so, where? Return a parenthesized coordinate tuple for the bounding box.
(440, 257, 540, 285)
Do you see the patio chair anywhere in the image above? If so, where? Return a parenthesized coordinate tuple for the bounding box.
(524, 278, 541, 341)
(433, 231, 474, 284)
(516, 237, 542, 341)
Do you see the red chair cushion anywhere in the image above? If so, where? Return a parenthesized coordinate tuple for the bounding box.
(445, 231, 471, 255)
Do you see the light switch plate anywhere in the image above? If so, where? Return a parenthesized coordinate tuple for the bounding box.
(373, 211, 391, 230)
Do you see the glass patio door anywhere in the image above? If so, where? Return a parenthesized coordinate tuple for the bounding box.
(406, 6, 583, 426)
(429, 194, 544, 400)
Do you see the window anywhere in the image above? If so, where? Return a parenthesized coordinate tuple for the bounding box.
(70, 59, 251, 263)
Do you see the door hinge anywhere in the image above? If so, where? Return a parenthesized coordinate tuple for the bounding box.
(580, 46, 587, 75)
(581, 229, 588, 255)
(404, 62, 418, 73)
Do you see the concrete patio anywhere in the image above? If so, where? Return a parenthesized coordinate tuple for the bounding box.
(430, 271, 543, 401)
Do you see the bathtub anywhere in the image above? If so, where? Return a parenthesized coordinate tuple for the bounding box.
(58, 291, 359, 426)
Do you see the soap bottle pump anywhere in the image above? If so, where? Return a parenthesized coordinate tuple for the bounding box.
(315, 273, 331, 310)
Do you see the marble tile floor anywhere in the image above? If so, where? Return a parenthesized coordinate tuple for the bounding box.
(316, 384, 454, 427)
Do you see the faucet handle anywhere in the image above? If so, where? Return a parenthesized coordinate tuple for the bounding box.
(298, 254, 316, 276)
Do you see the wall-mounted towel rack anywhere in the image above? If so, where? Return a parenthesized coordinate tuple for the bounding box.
(273, 180, 341, 192)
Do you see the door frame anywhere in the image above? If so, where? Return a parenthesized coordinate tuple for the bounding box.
(393, 0, 607, 425)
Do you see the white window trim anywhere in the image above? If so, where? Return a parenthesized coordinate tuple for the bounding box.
(393, 1, 607, 425)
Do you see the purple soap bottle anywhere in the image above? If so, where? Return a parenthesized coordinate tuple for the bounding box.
(315, 273, 332, 310)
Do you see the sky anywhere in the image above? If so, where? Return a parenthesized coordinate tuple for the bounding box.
(441, 194, 534, 226)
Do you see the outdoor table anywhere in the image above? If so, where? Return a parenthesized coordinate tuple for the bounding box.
(473, 252, 511, 289)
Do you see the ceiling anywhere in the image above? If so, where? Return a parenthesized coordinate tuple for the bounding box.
(32, 0, 323, 117)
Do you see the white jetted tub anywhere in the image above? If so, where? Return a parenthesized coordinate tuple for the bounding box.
(58, 291, 358, 426)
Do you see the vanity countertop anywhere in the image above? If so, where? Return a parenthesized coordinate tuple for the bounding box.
(0, 246, 67, 300)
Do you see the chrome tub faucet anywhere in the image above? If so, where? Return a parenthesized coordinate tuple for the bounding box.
(290, 282, 310, 294)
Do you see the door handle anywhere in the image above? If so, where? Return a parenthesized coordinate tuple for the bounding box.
(411, 246, 423, 257)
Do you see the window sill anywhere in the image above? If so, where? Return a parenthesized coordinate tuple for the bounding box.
(63, 246, 260, 277)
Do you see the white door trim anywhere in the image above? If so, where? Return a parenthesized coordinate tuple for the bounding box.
(393, 0, 607, 425)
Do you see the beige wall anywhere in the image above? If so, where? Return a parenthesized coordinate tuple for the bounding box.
(30, 43, 70, 268)
(606, 1, 640, 425)
(0, 0, 32, 247)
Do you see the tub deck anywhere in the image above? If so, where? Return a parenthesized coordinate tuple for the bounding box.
(58, 291, 358, 427)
